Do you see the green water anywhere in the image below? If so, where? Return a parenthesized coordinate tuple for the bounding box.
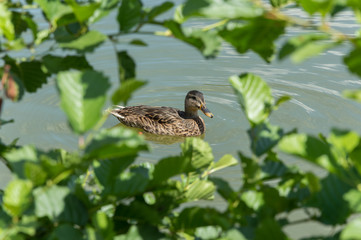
(1, 4, 361, 239)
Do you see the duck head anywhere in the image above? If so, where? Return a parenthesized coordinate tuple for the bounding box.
(185, 90, 214, 118)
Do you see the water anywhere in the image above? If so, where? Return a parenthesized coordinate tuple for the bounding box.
(1, 4, 361, 238)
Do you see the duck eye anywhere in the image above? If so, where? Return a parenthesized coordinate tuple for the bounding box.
(190, 96, 197, 100)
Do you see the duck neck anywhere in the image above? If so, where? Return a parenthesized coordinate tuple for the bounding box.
(184, 105, 199, 119)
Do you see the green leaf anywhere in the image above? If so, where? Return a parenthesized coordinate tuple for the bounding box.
(299, 0, 335, 16)
(58, 30, 107, 53)
(85, 127, 148, 160)
(34, 185, 88, 225)
(175, 207, 230, 230)
(182, 0, 264, 19)
(56, 70, 110, 134)
(241, 190, 264, 211)
(344, 46, 361, 78)
(19, 61, 48, 93)
(341, 217, 361, 240)
(92, 212, 114, 240)
(209, 154, 238, 174)
(343, 89, 361, 103)
(220, 18, 286, 62)
(114, 166, 151, 198)
(42, 54, 92, 74)
(117, 51, 136, 82)
(3, 145, 38, 179)
(115, 226, 142, 240)
(181, 137, 214, 170)
(114, 201, 161, 224)
(344, 189, 361, 213)
(3, 179, 33, 217)
(248, 122, 283, 156)
(49, 224, 83, 240)
(270, 0, 290, 8)
(308, 173, 352, 225)
(35, 0, 73, 26)
(147, 2, 174, 21)
(111, 79, 147, 105)
(164, 20, 222, 58)
(279, 34, 338, 63)
(185, 179, 215, 200)
(117, 0, 143, 32)
(65, 0, 100, 23)
(328, 128, 359, 153)
(0, 3, 15, 40)
(254, 218, 288, 240)
(151, 156, 190, 185)
(229, 73, 274, 125)
(24, 162, 48, 186)
(210, 177, 238, 202)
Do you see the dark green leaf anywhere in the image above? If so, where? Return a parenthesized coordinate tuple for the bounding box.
(34, 185, 88, 225)
(3, 145, 38, 179)
(229, 73, 274, 125)
(56, 70, 110, 134)
(147, 1, 174, 21)
(248, 122, 283, 156)
(85, 127, 148, 160)
(270, 0, 290, 8)
(344, 46, 361, 78)
(111, 79, 147, 105)
(129, 39, 148, 46)
(182, 0, 264, 19)
(49, 224, 83, 240)
(308, 173, 352, 225)
(114, 200, 161, 224)
(151, 156, 190, 185)
(42, 54, 92, 74)
(220, 18, 286, 62)
(210, 177, 238, 202)
(58, 30, 107, 53)
(12, 12, 29, 37)
(117, 51, 136, 82)
(254, 218, 288, 240)
(117, 0, 143, 32)
(19, 61, 48, 93)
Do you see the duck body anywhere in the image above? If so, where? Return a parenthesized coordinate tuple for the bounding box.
(109, 90, 213, 137)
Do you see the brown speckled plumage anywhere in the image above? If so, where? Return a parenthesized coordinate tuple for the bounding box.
(109, 90, 214, 137)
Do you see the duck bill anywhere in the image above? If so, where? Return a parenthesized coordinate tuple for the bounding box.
(200, 104, 214, 118)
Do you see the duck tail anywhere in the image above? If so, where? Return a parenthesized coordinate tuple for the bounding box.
(107, 105, 125, 119)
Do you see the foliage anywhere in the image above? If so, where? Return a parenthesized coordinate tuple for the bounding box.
(1, 0, 361, 239)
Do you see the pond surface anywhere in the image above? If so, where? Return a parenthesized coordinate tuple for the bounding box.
(1, 3, 361, 239)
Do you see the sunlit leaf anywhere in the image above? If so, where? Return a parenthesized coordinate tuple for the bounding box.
(181, 137, 214, 170)
(229, 73, 274, 125)
(58, 30, 107, 53)
(241, 190, 264, 211)
(34, 185, 88, 225)
(328, 128, 359, 153)
(111, 79, 147, 105)
(35, 0, 73, 26)
(56, 70, 110, 134)
(343, 89, 361, 103)
(117, 0, 143, 32)
(65, 0, 100, 23)
(221, 18, 286, 62)
(299, 0, 336, 16)
(0, 3, 15, 40)
(340, 217, 361, 240)
(185, 179, 215, 200)
(85, 127, 148, 159)
(209, 154, 238, 174)
(3, 145, 38, 179)
(3, 179, 33, 217)
(344, 189, 361, 213)
(115, 226, 142, 240)
(89, 0, 119, 23)
(182, 0, 264, 19)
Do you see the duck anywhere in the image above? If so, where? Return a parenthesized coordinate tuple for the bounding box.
(109, 90, 214, 137)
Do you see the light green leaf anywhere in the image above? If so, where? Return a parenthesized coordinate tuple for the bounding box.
(117, 0, 143, 32)
(56, 70, 110, 134)
(0, 3, 15, 40)
(229, 73, 274, 125)
(89, 0, 119, 24)
(35, 0, 73, 26)
(85, 127, 148, 159)
(65, 0, 100, 23)
(3, 145, 38, 179)
(241, 190, 264, 211)
(223, 229, 247, 240)
(186, 179, 215, 200)
(115, 226, 142, 240)
(91, 212, 114, 240)
(112, 79, 147, 105)
(58, 30, 107, 53)
(34, 185, 88, 225)
(299, 0, 335, 16)
(182, 0, 264, 19)
(181, 137, 214, 170)
(344, 189, 361, 213)
(343, 89, 361, 103)
(328, 128, 359, 153)
(341, 217, 361, 240)
(3, 179, 33, 217)
(209, 154, 238, 174)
